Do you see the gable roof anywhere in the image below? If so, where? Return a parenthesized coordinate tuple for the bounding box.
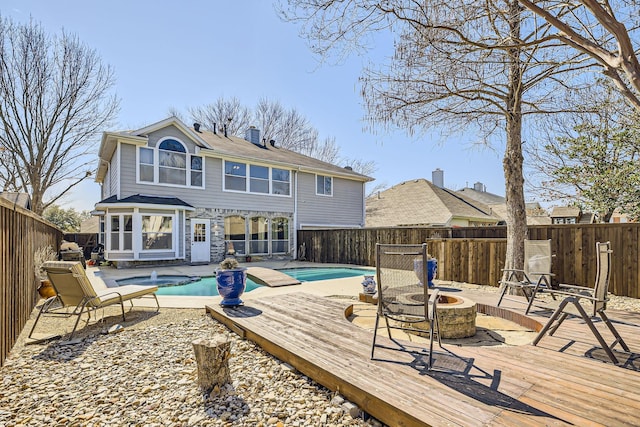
(366, 179, 500, 227)
(550, 206, 580, 218)
(96, 116, 372, 183)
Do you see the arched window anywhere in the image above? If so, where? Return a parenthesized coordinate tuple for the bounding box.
(224, 216, 246, 255)
(249, 216, 269, 254)
(271, 217, 289, 254)
(158, 139, 187, 185)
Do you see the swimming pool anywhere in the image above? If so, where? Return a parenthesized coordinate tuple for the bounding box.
(116, 267, 374, 297)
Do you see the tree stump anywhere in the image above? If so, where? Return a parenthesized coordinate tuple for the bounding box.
(192, 336, 231, 394)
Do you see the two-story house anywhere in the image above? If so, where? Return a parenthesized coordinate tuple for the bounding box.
(94, 117, 371, 266)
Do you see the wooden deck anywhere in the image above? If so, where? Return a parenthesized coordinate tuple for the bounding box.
(206, 292, 640, 427)
(246, 267, 301, 287)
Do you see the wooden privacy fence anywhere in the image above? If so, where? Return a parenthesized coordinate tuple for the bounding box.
(297, 223, 640, 299)
(1, 198, 62, 367)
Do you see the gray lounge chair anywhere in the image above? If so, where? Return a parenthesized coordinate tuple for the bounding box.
(532, 241, 630, 364)
(28, 261, 159, 341)
(371, 243, 442, 370)
(498, 239, 555, 313)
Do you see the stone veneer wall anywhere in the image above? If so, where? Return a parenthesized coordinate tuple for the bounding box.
(187, 208, 294, 264)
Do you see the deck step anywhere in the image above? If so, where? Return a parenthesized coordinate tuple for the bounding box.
(246, 267, 301, 287)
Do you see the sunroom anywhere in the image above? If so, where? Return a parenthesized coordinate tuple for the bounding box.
(94, 195, 194, 263)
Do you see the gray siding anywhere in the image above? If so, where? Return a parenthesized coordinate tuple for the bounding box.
(118, 138, 295, 214)
(296, 172, 364, 227)
(110, 145, 120, 197)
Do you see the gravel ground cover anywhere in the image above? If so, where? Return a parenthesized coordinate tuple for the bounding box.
(1, 306, 382, 427)
(2, 284, 638, 427)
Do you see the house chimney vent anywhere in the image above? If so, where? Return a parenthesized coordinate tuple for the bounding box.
(213, 123, 217, 134)
(270, 139, 275, 147)
(193, 123, 201, 132)
(432, 168, 444, 188)
(245, 126, 261, 146)
(474, 181, 486, 192)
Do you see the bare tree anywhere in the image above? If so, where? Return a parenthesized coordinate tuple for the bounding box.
(278, 0, 589, 271)
(188, 96, 252, 136)
(518, 0, 640, 109)
(0, 17, 118, 214)
(527, 83, 640, 221)
(255, 98, 318, 151)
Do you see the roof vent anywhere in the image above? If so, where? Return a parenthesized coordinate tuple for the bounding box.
(270, 139, 276, 147)
(193, 123, 201, 132)
(344, 166, 353, 170)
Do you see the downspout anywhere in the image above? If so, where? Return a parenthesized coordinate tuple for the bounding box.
(362, 182, 366, 227)
(293, 169, 299, 259)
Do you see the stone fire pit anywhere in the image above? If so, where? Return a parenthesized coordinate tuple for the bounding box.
(397, 293, 477, 339)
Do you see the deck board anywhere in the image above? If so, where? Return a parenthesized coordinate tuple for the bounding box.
(245, 266, 301, 287)
(206, 292, 640, 427)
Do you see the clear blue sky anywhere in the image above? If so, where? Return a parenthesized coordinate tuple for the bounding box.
(4, 0, 509, 212)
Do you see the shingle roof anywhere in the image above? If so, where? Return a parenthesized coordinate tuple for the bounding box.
(365, 179, 500, 227)
(196, 130, 371, 181)
(550, 206, 580, 218)
(0, 192, 31, 210)
(456, 187, 505, 205)
(97, 194, 194, 208)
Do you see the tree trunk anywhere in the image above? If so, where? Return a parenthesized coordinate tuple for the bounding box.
(503, 1, 527, 275)
(192, 336, 231, 395)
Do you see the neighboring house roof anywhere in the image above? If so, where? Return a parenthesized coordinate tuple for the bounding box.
(96, 116, 372, 183)
(0, 192, 31, 210)
(550, 206, 580, 218)
(527, 215, 552, 225)
(96, 194, 194, 209)
(456, 187, 505, 205)
(579, 212, 596, 224)
(366, 179, 501, 227)
(80, 216, 100, 233)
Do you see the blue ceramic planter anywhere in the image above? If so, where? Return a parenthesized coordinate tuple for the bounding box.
(215, 268, 247, 306)
(413, 258, 438, 288)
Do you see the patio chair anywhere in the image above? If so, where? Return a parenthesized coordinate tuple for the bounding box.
(28, 261, 160, 341)
(371, 243, 442, 370)
(532, 241, 630, 364)
(497, 239, 555, 314)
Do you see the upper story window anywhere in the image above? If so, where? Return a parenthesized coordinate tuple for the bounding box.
(138, 138, 203, 188)
(225, 161, 247, 191)
(316, 174, 333, 196)
(223, 160, 291, 196)
(272, 168, 290, 195)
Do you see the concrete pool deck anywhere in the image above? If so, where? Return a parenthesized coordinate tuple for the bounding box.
(91, 260, 375, 308)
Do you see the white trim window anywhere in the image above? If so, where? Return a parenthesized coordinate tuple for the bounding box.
(224, 215, 246, 255)
(109, 214, 133, 251)
(249, 216, 269, 254)
(272, 168, 290, 195)
(223, 160, 291, 196)
(316, 174, 333, 196)
(142, 215, 173, 250)
(137, 138, 204, 188)
(271, 217, 289, 254)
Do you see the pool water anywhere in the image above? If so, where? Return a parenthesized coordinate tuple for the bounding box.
(116, 267, 374, 297)
(278, 267, 375, 282)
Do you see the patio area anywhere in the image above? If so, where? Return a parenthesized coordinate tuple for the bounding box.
(3, 262, 640, 426)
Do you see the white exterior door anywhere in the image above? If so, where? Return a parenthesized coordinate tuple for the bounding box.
(190, 219, 210, 263)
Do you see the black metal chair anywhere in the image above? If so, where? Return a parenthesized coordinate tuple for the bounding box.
(498, 239, 555, 314)
(371, 243, 442, 370)
(532, 241, 630, 364)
